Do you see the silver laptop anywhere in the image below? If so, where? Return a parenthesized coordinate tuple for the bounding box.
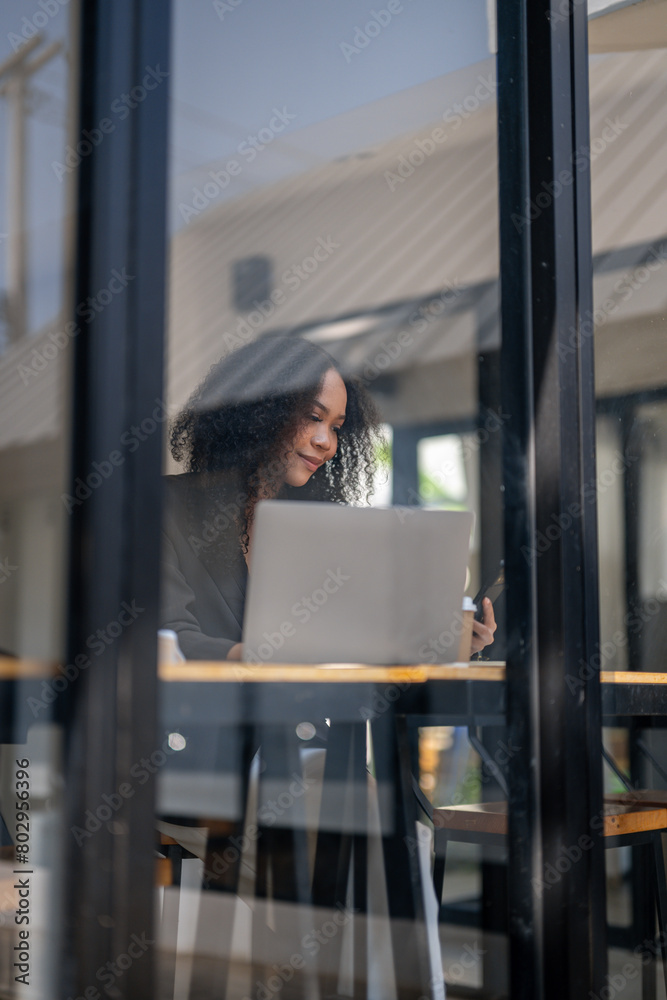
(242, 502, 473, 665)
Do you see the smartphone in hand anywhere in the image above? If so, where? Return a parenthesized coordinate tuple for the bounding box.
(473, 562, 505, 621)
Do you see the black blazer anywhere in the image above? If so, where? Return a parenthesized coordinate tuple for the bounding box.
(161, 473, 248, 660)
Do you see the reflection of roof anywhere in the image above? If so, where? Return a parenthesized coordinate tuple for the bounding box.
(167, 56, 500, 410)
(166, 48, 667, 412)
(274, 281, 499, 381)
(589, 0, 667, 52)
(1, 46, 666, 453)
(590, 51, 667, 252)
(0, 319, 67, 450)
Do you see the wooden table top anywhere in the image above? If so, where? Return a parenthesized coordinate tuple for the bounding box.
(2, 656, 667, 686)
(159, 661, 508, 683)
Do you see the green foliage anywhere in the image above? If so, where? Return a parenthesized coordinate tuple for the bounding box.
(418, 471, 466, 508)
(376, 438, 392, 468)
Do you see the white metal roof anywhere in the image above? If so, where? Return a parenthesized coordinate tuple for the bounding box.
(1, 40, 666, 452)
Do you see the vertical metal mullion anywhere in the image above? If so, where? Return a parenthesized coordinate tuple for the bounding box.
(496, 3, 542, 999)
(497, 0, 604, 997)
(392, 427, 420, 505)
(569, 0, 607, 989)
(622, 404, 641, 670)
(117, 3, 170, 994)
(63, 1, 170, 996)
(542, 0, 605, 990)
(477, 347, 507, 991)
(544, 3, 589, 992)
(64, 2, 134, 989)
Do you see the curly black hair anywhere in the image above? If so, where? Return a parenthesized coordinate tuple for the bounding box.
(170, 336, 383, 552)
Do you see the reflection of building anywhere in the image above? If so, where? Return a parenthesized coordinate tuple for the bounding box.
(167, 59, 500, 420)
(168, 48, 667, 410)
(168, 52, 667, 404)
(0, 36, 61, 346)
(0, 23, 73, 659)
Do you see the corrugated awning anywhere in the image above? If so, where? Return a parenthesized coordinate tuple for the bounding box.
(589, 0, 667, 52)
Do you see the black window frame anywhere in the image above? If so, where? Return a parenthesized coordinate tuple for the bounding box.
(62, 2, 170, 995)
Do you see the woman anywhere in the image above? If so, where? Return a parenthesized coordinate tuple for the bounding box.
(158, 336, 496, 994)
(161, 335, 497, 658)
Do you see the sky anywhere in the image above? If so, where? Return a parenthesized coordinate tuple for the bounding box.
(169, 0, 492, 226)
(171, 0, 491, 147)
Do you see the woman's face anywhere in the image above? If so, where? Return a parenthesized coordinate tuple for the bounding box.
(282, 368, 347, 487)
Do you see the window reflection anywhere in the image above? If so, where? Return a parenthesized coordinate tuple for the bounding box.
(0, 3, 79, 997)
(590, 19, 667, 991)
(161, 1, 502, 995)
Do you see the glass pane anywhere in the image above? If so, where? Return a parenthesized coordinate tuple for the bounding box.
(589, 6, 667, 990)
(160, 1, 504, 995)
(0, 3, 79, 996)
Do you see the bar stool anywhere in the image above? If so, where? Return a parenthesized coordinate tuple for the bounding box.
(157, 832, 196, 888)
(431, 798, 667, 997)
(155, 833, 199, 999)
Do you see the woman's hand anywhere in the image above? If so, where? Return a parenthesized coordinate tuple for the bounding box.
(227, 642, 243, 661)
(470, 597, 497, 656)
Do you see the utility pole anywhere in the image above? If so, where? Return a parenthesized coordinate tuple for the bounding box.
(0, 35, 62, 344)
